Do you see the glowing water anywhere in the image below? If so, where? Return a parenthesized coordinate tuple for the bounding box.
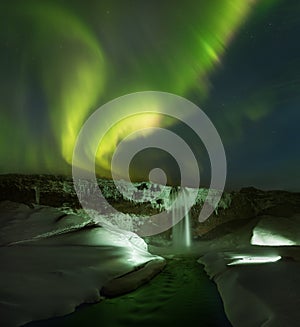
(171, 187, 192, 249)
(184, 202, 191, 247)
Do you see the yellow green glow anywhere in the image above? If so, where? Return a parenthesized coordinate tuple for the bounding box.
(73, 93, 177, 175)
(184, 1, 255, 96)
(28, 2, 106, 164)
(2, 2, 105, 170)
(109, 1, 259, 99)
(0, 1, 282, 177)
(96, 113, 178, 173)
(89, 1, 259, 175)
(48, 56, 105, 165)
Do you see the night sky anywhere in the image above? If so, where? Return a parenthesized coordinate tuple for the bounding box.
(0, 0, 299, 191)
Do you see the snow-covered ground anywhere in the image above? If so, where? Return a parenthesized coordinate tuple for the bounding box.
(251, 214, 300, 246)
(0, 201, 165, 326)
(198, 214, 300, 327)
(1, 195, 300, 327)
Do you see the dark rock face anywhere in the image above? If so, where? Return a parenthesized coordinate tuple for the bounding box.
(0, 175, 79, 208)
(193, 188, 300, 238)
(190, 191, 256, 237)
(0, 174, 299, 239)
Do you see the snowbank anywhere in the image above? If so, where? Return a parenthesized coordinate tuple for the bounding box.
(198, 214, 300, 327)
(0, 201, 165, 326)
(199, 251, 300, 326)
(251, 214, 300, 246)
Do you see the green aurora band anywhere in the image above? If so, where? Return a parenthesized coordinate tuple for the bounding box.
(1, 1, 105, 172)
(0, 0, 284, 183)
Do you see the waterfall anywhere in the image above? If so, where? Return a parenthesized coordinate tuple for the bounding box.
(170, 187, 192, 249)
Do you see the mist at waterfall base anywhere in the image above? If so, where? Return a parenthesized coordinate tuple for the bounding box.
(1, 0, 300, 191)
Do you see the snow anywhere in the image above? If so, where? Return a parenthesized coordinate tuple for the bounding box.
(199, 251, 300, 326)
(2, 185, 299, 327)
(0, 201, 164, 326)
(251, 214, 300, 246)
(197, 215, 300, 327)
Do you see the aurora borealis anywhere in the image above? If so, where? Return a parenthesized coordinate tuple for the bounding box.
(0, 0, 299, 190)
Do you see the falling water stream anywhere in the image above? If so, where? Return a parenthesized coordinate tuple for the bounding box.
(171, 187, 192, 249)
